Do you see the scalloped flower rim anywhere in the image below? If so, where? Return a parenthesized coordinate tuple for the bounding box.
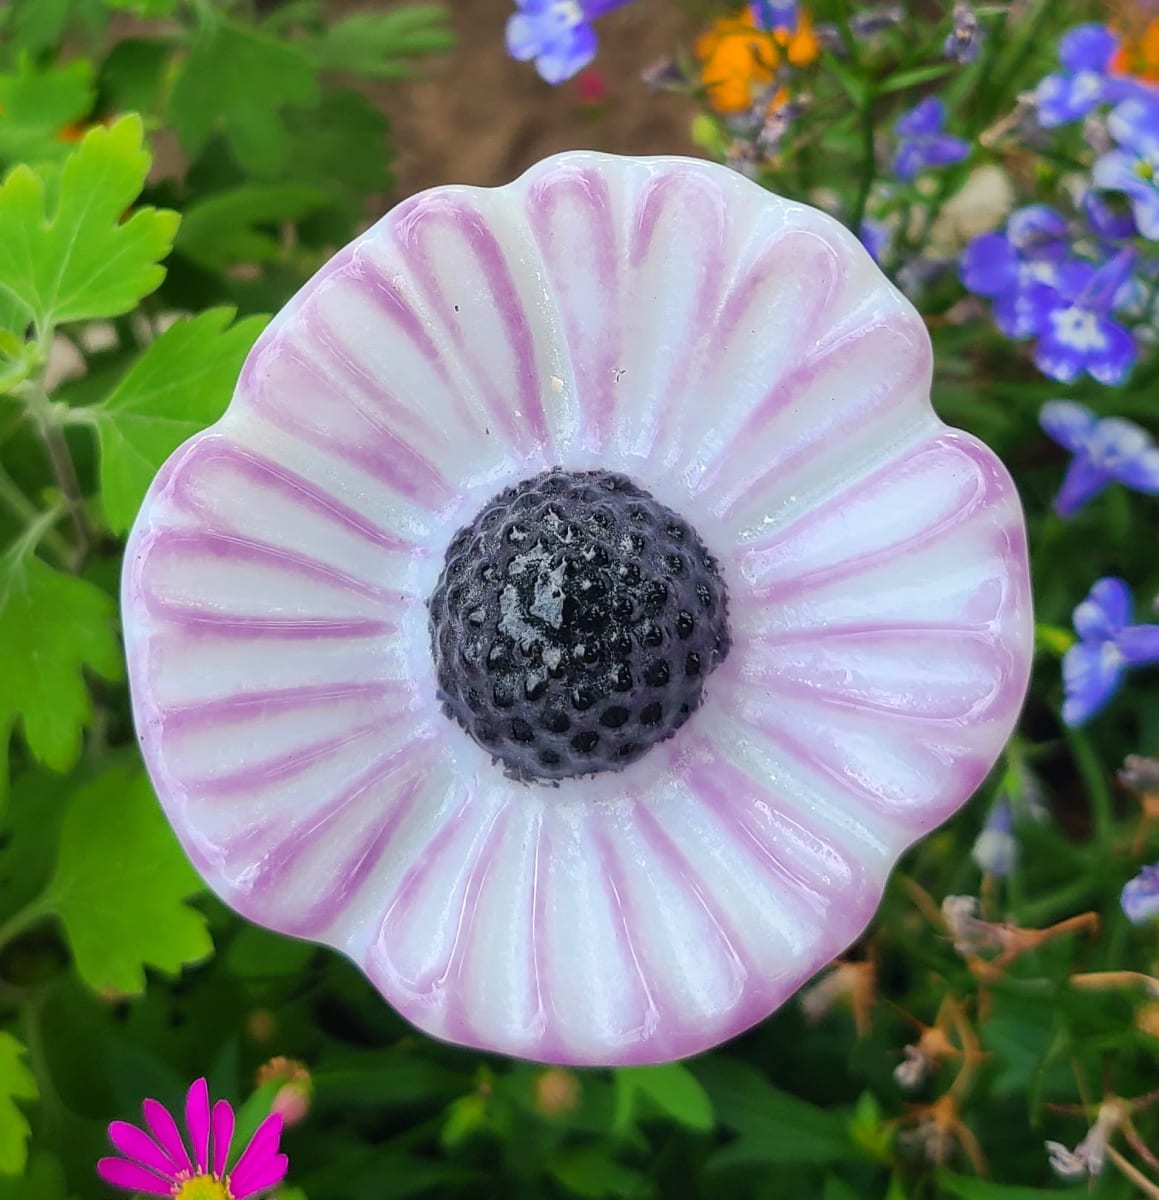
(122, 152, 1033, 1066)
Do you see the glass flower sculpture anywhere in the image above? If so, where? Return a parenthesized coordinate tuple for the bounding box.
(123, 153, 1033, 1066)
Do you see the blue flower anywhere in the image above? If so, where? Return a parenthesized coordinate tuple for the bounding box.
(944, 3, 981, 65)
(1040, 400, 1159, 516)
(1021, 250, 1137, 384)
(750, 0, 797, 32)
(1122, 862, 1159, 924)
(860, 218, 891, 265)
(1062, 578, 1159, 727)
(1033, 24, 1120, 126)
(892, 97, 970, 180)
(506, 0, 631, 84)
(1094, 95, 1159, 239)
(1081, 189, 1139, 253)
(959, 205, 1070, 337)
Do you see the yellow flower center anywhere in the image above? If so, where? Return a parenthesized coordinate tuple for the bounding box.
(173, 1176, 232, 1200)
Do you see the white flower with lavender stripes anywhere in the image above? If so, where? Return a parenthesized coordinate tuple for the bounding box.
(121, 152, 1033, 1066)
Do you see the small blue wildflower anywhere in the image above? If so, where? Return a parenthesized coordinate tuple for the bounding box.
(1033, 24, 1120, 126)
(1021, 250, 1137, 384)
(972, 798, 1016, 877)
(1040, 400, 1159, 516)
(750, 0, 797, 32)
(1121, 862, 1159, 924)
(1094, 95, 1159, 239)
(859, 218, 890, 265)
(944, 3, 981, 65)
(506, 0, 632, 84)
(1082, 189, 1138, 246)
(1061, 578, 1159, 726)
(892, 98, 970, 180)
(959, 205, 1070, 338)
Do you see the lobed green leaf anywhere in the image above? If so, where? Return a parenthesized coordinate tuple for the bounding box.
(0, 549, 121, 781)
(43, 765, 213, 995)
(0, 114, 177, 337)
(82, 306, 267, 533)
(0, 1032, 37, 1175)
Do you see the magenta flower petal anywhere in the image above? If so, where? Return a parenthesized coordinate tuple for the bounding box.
(106, 1120, 177, 1177)
(228, 1113, 285, 1198)
(142, 1097, 192, 1174)
(123, 153, 1032, 1065)
(96, 1157, 174, 1196)
(185, 1077, 211, 1174)
(231, 1153, 289, 1199)
(211, 1098, 235, 1177)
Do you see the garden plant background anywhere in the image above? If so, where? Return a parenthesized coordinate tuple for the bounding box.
(2, 0, 1159, 1196)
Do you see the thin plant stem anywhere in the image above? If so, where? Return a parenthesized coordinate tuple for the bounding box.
(1107, 1146, 1159, 1200)
(0, 896, 53, 957)
(0, 461, 71, 566)
(850, 94, 877, 236)
(1065, 726, 1115, 849)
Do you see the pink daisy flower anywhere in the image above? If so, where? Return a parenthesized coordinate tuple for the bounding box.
(98, 1078, 287, 1199)
(122, 153, 1033, 1066)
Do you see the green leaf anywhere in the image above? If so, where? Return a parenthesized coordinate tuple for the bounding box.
(98, 38, 169, 115)
(0, 548, 121, 776)
(103, 0, 177, 13)
(879, 64, 958, 94)
(309, 7, 455, 79)
(43, 765, 213, 994)
(613, 1063, 714, 1133)
(0, 58, 94, 167)
(822, 1177, 861, 1200)
(824, 53, 869, 107)
(167, 21, 319, 175)
(312, 1048, 467, 1108)
(0, 767, 70, 917)
(4, 0, 73, 53)
(937, 1173, 1063, 1200)
(440, 1093, 487, 1149)
(0, 1152, 72, 1200)
(0, 115, 178, 335)
(176, 185, 329, 271)
(848, 1090, 893, 1161)
(1034, 623, 1074, 656)
(694, 1057, 854, 1169)
(548, 1145, 648, 1199)
(83, 307, 267, 533)
(0, 1032, 37, 1175)
(282, 88, 393, 202)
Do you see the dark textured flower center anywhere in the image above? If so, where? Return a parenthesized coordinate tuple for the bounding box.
(428, 468, 731, 783)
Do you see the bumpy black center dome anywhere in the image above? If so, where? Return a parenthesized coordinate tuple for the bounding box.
(428, 468, 731, 783)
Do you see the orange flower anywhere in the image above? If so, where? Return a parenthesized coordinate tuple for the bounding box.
(695, 7, 819, 115)
(1109, 17, 1159, 81)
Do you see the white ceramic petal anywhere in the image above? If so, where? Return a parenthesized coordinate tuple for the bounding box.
(124, 152, 1032, 1067)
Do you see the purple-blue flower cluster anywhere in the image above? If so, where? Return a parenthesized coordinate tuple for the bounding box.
(892, 97, 970, 180)
(1122, 862, 1159, 924)
(1040, 400, 1159, 516)
(1094, 95, 1159, 239)
(750, 0, 798, 32)
(1034, 24, 1122, 126)
(960, 204, 1139, 385)
(506, 0, 633, 84)
(1061, 578, 1159, 727)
